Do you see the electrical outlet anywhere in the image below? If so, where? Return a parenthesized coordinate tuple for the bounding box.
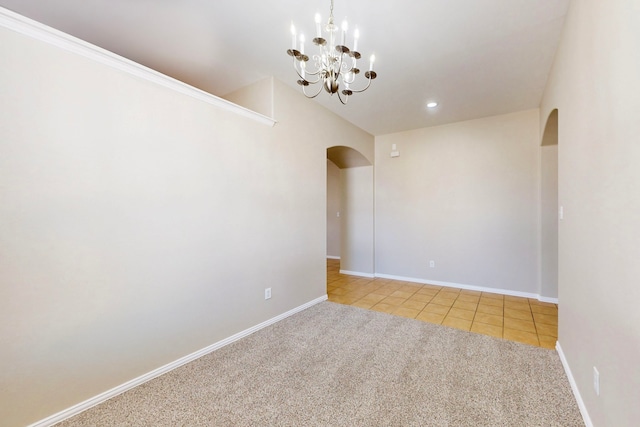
(429, 260, 435, 268)
(265, 288, 272, 300)
(593, 367, 600, 396)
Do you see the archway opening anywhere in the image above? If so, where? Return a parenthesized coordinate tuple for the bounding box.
(326, 145, 374, 281)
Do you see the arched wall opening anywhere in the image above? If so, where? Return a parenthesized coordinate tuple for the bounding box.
(326, 145, 375, 277)
(540, 109, 559, 300)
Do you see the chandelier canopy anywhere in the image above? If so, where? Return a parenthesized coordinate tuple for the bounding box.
(287, 0, 377, 105)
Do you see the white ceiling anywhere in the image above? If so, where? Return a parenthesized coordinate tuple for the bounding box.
(0, 0, 570, 136)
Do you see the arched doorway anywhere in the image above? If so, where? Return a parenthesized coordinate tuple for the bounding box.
(540, 109, 558, 300)
(326, 146, 374, 277)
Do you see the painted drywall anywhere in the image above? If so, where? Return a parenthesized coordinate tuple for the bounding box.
(0, 21, 373, 427)
(375, 110, 540, 294)
(540, 0, 640, 424)
(223, 76, 274, 118)
(540, 144, 558, 299)
(326, 160, 341, 258)
(340, 166, 375, 276)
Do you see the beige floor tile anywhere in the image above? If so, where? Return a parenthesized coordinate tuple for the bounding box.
(401, 299, 427, 311)
(479, 297, 504, 307)
(533, 312, 558, 326)
(535, 323, 558, 338)
(430, 296, 456, 307)
(381, 296, 407, 306)
(481, 292, 504, 300)
(503, 308, 533, 321)
(437, 291, 461, 300)
(474, 312, 504, 326)
(538, 335, 557, 349)
(330, 287, 350, 295)
(504, 301, 531, 312)
(416, 288, 440, 296)
(456, 294, 480, 303)
(416, 311, 445, 324)
(530, 305, 558, 315)
(504, 295, 529, 303)
(504, 318, 537, 333)
(421, 284, 443, 291)
(471, 322, 503, 339)
(408, 293, 434, 303)
(370, 303, 396, 313)
(453, 300, 478, 312)
(476, 304, 503, 316)
(360, 293, 387, 304)
(393, 306, 421, 319)
(442, 316, 472, 331)
(351, 300, 375, 309)
(423, 303, 451, 315)
(372, 288, 397, 296)
(460, 289, 482, 296)
(390, 290, 416, 299)
(504, 328, 539, 347)
(447, 308, 475, 321)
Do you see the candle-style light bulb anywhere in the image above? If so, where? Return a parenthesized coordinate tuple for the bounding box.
(290, 23, 296, 50)
(353, 28, 359, 51)
(369, 54, 375, 71)
(300, 34, 305, 54)
(341, 19, 348, 45)
(315, 13, 322, 37)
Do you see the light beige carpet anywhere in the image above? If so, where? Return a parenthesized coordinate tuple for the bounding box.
(56, 302, 583, 426)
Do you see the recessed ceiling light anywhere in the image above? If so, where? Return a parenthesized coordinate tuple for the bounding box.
(426, 102, 438, 108)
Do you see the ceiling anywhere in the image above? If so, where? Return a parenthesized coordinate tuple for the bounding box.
(0, 0, 570, 136)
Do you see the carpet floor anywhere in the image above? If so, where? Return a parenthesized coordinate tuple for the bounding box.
(56, 302, 583, 426)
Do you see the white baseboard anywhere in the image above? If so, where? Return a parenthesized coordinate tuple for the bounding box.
(375, 272, 557, 303)
(538, 295, 559, 304)
(339, 270, 375, 278)
(326, 256, 341, 260)
(28, 295, 328, 427)
(556, 341, 593, 427)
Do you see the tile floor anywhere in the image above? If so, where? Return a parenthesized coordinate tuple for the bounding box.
(326, 259, 558, 349)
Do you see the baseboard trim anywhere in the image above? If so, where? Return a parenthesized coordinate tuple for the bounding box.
(27, 295, 328, 427)
(326, 256, 341, 260)
(339, 270, 375, 278)
(556, 341, 593, 427)
(0, 7, 275, 128)
(375, 272, 556, 303)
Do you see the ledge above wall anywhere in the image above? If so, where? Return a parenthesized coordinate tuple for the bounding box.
(0, 7, 276, 128)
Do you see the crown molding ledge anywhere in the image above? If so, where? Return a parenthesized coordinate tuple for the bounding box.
(0, 7, 276, 128)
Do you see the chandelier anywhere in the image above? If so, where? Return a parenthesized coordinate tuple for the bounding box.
(286, 0, 377, 105)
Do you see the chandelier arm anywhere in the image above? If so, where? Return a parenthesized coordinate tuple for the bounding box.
(336, 89, 348, 105)
(347, 75, 375, 93)
(302, 82, 325, 99)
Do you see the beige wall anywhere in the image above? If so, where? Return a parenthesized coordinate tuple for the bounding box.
(375, 110, 541, 295)
(0, 22, 372, 427)
(540, 144, 558, 300)
(340, 166, 375, 275)
(540, 0, 640, 424)
(326, 160, 341, 258)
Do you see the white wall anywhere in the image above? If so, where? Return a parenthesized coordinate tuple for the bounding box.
(340, 166, 374, 276)
(375, 110, 541, 295)
(0, 19, 373, 427)
(540, 0, 640, 424)
(326, 160, 341, 258)
(540, 144, 558, 300)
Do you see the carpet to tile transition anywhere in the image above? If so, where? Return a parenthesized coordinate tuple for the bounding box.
(55, 301, 583, 426)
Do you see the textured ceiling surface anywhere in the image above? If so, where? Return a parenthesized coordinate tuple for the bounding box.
(0, 0, 570, 135)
